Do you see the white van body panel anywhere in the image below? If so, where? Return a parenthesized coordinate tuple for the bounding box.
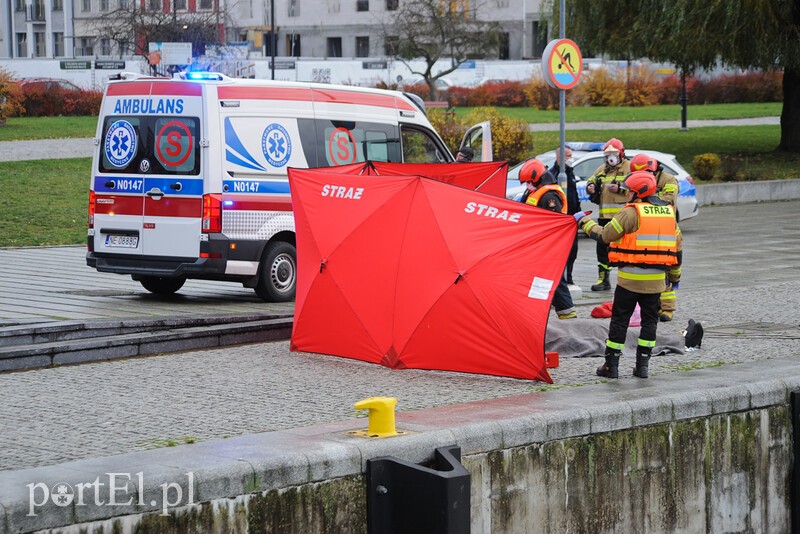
(87, 73, 487, 301)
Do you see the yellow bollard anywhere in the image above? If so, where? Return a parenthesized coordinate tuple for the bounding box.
(352, 396, 401, 438)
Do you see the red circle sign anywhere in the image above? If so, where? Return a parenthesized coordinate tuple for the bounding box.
(542, 39, 583, 90)
(156, 120, 193, 167)
(327, 128, 357, 165)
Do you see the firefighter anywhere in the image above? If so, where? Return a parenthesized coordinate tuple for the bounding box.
(518, 158, 576, 319)
(629, 153, 681, 322)
(585, 138, 631, 291)
(577, 171, 682, 379)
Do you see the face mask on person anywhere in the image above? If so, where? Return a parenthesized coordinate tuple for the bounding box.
(606, 154, 620, 167)
(565, 157, 574, 167)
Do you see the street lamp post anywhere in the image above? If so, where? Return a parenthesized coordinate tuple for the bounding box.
(270, 0, 276, 80)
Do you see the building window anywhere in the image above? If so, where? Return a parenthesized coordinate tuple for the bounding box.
(286, 34, 301, 56)
(119, 0, 130, 8)
(15, 0, 24, 12)
(34, 32, 46, 57)
(100, 38, 111, 56)
(385, 0, 397, 9)
(53, 32, 64, 56)
(498, 31, 509, 60)
(31, 0, 46, 20)
(356, 36, 369, 57)
(199, 0, 213, 9)
(100, 0, 109, 10)
(531, 20, 546, 58)
(148, 0, 161, 11)
(326, 37, 342, 58)
(82, 0, 92, 12)
(384, 35, 398, 56)
(53, 0, 63, 9)
(264, 31, 276, 56)
(174, 0, 186, 9)
(16, 33, 28, 57)
(288, 0, 299, 17)
(356, 0, 368, 10)
(77, 37, 94, 56)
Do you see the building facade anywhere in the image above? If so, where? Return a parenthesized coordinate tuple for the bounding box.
(0, 0, 550, 61)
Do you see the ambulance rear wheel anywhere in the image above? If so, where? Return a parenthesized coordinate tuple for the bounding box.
(255, 241, 297, 302)
(139, 276, 186, 295)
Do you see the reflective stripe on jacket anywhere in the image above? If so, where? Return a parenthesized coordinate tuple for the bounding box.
(588, 160, 631, 218)
(525, 184, 567, 213)
(609, 203, 679, 269)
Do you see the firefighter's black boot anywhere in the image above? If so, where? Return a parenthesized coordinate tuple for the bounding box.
(596, 349, 621, 378)
(591, 267, 611, 291)
(633, 348, 652, 378)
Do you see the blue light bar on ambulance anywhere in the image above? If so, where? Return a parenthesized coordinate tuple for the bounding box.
(185, 72, 224, 81)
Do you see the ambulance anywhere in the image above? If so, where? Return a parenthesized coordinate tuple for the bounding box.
(86, 72, 491, 301)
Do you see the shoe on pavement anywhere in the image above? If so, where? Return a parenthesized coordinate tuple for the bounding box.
(684, 319, 704, 350)
(659, 310, 673, 322)
(557, 311, 577, 320)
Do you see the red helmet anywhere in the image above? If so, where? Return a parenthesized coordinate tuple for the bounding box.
(518, 158, 548, 185)
(629, 153, 657, 173)
(603, 138, 625, 159)
(622, 171, 657, 199)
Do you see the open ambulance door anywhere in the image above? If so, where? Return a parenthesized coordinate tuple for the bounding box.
(461, 121, 493, 162)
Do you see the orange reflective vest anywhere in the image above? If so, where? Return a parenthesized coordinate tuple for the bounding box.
(525, 184, 567, 213)
(609, 203, 678, 268)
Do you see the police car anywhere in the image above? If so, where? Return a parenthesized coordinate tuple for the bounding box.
(506, 142, 699, 221)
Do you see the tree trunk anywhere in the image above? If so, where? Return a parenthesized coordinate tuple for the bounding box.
(779, 65, 800, 152)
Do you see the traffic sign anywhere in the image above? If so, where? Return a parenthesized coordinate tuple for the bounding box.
(542, 39, 583, 90)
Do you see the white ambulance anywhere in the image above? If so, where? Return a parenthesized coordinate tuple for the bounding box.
(87, 72, 491, 301)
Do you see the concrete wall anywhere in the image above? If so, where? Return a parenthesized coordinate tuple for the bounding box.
(1, 361, 797, 534)
(697, 178, 800, 206)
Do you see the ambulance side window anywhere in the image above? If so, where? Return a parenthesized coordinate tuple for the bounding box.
(315, 120, 401, 166)
(400, 126, 448, 163)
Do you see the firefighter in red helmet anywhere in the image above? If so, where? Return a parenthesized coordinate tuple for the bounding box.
(577, 171, 683, 379)
(518, 158, 576, 319)
(585, 138, 631, 291)
(629, 153, 682, 322)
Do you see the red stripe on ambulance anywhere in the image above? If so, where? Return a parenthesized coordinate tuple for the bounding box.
(217, 86, 415, 111)
(221, 195, 293, 212)
(107, 81, 202, 97)
(145, 198, 203, 217)
(218, 86, 314, 101)
(93, 195, 142, 216)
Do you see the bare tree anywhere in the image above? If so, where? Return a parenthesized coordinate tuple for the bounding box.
(88, 3, 228, 64)
(546, 0, 800, 153)
(382, 0, 500, 100)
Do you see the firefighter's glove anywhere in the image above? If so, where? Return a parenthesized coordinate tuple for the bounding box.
(670, 282, 680, 291)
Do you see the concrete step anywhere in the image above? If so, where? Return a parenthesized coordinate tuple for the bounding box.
(0, 315, 293, 373)
(0, 314, 289, 347)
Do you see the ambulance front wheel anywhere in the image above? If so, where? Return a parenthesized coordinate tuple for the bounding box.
(139, 276, 186, 295)
(255, 241, 297, 302)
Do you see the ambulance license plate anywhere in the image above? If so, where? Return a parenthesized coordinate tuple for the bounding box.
(105, 235, 139, 248)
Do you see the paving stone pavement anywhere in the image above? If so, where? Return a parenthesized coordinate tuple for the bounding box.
(1, 201, 799, 471)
